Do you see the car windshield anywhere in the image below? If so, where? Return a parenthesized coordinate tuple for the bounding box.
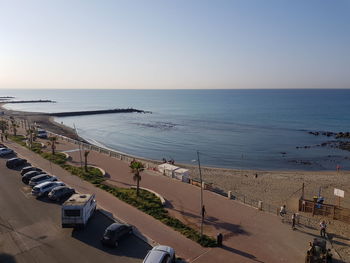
(33, 176, 47, 182)
(104, 230, 114, 238)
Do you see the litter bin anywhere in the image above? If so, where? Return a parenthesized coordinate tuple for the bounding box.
(217, 233, 223, 247)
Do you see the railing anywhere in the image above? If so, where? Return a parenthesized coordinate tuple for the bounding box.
(43, 129, 339, 228)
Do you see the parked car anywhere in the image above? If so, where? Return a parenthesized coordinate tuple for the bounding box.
(0, 148, 13, 156)
(21, 166, 42, 176)
(37, 129, 48, 139)
(143, 245, 176, 263)
(22, 171, 47, 184)
(101, 223, 133, 247)
(29, 174, 57, 187)
(32, 181, 65, 197)
(48, 186, 75, 202)
(6, 158, 27, 169)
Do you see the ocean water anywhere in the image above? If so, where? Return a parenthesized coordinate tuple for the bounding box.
(2, 89, 350, 170)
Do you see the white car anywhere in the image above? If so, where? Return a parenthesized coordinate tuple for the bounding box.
(143, 245, 176, 263)
(0, 147, 14, 156)
(32, 181, 65, 197)
(29, 174, 57, 187)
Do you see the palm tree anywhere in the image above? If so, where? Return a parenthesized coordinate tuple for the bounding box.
(0, 120, 8, 134)
(130, 161, 145, 197)
(26, 128, 35, 148)
(47, 136, 57, 155)
(10, 118, 18, 136)
(84, 150, 90, 172)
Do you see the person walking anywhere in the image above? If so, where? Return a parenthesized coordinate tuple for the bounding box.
(320, 220, 327, 237)
(201, 205, 206, 219)
(0, 133, 3, 142)
(291, 213, 296, 230)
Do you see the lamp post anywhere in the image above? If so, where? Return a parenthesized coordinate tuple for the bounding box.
(193, 151, 204, 238)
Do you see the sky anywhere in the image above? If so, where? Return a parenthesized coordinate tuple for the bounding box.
(0, 0, 349, 89)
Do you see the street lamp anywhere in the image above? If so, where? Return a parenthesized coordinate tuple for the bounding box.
(192, 150, 204, 238)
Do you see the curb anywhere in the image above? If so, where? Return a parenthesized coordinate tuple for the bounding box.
(98, 207, 158, 248)
(88, 165, 106, 177)
(60, 152, 71, 161)
(130, 186, 166, 206)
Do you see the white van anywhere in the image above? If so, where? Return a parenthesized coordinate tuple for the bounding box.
(61, 194, 96, 228)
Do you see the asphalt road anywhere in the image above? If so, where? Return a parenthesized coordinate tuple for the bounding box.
(0, 156, 151, 263)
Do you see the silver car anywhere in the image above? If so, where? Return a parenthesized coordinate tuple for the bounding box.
(0, 148, 14, 156)
(143, 245, 176, 263)
(32, 181, 65, 197)
(29, 174, 57, 187)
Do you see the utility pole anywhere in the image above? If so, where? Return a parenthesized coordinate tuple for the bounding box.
(74, 123, 83, 169)
(197, 150, 204, 238)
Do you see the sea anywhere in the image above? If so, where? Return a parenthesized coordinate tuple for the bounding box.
(2, 89, 350, 171)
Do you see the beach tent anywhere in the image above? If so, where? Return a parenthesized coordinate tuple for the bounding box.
(173, 168, 190, 183)
(158, 163, 179, 177)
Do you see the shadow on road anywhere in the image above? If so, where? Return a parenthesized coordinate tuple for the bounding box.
(220, 245, 265, 263)
(71, 210, 150, 259)
(169, 207, 250, 237)
(0, 253, 17, 263)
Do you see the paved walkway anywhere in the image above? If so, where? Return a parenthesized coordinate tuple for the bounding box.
(4, 134, 340, 262)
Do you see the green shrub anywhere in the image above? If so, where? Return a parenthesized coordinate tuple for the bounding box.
(98, 184, 217, 247)
(40, 152, 67, 165)
(9, 135, 26, 146)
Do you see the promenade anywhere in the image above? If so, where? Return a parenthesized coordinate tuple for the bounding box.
(4, 133, 340, 263)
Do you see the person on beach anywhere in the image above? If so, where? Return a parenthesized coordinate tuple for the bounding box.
(320, 220, 327, 237)
(4, 133, 8, 140)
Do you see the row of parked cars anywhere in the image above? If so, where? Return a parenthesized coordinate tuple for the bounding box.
(3, 144, 176, 263)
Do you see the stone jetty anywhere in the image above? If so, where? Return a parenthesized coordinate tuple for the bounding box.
(48, 108, 150, 117)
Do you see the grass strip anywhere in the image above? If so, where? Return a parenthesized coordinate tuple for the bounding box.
(10, 135, 217, 247)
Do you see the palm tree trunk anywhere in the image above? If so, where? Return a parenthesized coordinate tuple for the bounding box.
(84, 155, 88, 172)
(136, 177, 140, 197)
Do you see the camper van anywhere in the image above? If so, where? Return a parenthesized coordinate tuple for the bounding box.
(61, 194, 96, 228)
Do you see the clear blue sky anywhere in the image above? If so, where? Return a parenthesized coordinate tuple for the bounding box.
(0, 0, 349, 89)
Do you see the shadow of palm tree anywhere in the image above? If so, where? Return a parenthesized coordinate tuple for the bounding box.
(168, 207, 250, 237)
(220, 245, 265, 263)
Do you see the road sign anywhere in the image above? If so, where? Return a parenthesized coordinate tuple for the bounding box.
(334, 188, 345, 198)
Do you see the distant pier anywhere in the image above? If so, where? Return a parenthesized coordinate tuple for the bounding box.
(5, 100, 56, 103)
(48, 108, 151, 117)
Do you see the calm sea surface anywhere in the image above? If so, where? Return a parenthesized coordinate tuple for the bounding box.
(2, 89, 350, 170)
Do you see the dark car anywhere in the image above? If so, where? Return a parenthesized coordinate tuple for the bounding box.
(6, 158, 27, 169)
(101, 223, 133, 247)
(22, 171, 46, 184)
(21, 166, 42, 176)
(48, 186, 75, 201)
